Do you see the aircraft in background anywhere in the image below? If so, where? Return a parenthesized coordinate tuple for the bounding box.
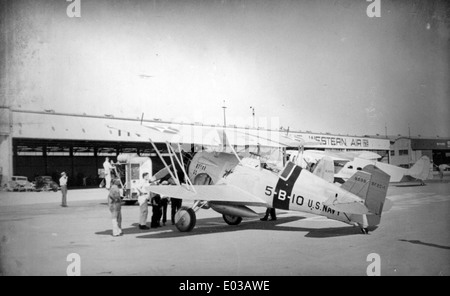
(107, 123, 393, 234)
(286, 149, 432, 185)
(333, 155, 432, 184)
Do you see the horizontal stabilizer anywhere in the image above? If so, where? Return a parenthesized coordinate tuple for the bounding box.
(146, 184, 267, 206)
(324, 198, 370, 215)
(324, 170, 370, 215)
(325, 165, 390, 215)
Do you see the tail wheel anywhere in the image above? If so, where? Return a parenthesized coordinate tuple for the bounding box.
(175, 206, 196, 232)
(223, 215, 242, 226)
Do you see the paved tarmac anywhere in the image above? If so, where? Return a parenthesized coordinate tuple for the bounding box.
(0, 181, 449, 276)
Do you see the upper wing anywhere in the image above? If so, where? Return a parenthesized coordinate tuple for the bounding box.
(327, 151, 381, 161)
(146, 184, 268, 206)
(107, 122, 314, 149)
(106, 123, 223, 147)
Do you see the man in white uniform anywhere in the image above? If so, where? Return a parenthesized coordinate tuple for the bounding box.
(136, 172, 151, 230)
(103, 157, 114, 189)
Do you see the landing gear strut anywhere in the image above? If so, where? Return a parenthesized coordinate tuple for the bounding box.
(360, 227, 369, 234)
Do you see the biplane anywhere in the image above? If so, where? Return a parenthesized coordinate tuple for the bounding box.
(107, 123, 392, 234)
(287, 149, 432, 185)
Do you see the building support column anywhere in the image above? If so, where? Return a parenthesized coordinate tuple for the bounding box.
(0, 107, 12, 186)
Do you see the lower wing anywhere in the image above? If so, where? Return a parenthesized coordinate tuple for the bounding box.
(146, 184, 268, 207)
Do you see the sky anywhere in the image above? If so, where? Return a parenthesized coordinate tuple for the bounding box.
(2, 0, 449, 137)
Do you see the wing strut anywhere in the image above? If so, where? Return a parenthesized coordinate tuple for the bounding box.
(165, 141, 196, 193)
(165, 142, 179, 183)
(148, 139, 179, 184)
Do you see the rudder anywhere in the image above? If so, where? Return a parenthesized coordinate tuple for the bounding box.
(407, 156, 432, 181)
(342, 165, 390, 230)
(362, 165, 390, 215)
(312, 156, 335, 183)
(341, 165, 390, 215)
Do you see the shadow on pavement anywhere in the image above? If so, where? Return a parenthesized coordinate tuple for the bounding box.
(95, 223, 161, 236)
(399, 239, 450, 250)
(109, 215, 364, 239)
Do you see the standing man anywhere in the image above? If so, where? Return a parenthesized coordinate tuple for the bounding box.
(169, 177, 182, 225)
(260, 207, 276, 221)
(438, 164, 449, 182)
(108, 179, 123, 236)
(103, 157, 114, 189)
(159, 181, 169, 226)
(59, 172, 68, 207)
(151, 193, 162, 228)
(136, 172, 150, 230)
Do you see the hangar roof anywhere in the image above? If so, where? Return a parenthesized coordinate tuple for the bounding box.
(9, 109, 390, 150)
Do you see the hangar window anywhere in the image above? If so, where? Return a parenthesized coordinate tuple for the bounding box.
(47, 146, 70, 156)
(399, 150, 409, 156)
(97, 147, 117, 156)
(122, 148, 138, 154)
(73, 147, 94, 156)
(390, 150, 395, 156)
(130, 164, 140, 180)
(139, 148, 153, 157)
(17, 145, 43, 156)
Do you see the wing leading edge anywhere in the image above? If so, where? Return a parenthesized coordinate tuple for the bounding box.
(146, 184, 268, 207)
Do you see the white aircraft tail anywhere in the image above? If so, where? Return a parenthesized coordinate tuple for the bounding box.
(312, 156, 334, 183)
(341, 165, 391, 216)
(407, 156, 432, 181)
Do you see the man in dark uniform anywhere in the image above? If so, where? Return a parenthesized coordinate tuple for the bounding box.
(168, 177, 183, 225)
(159, 181, 169, 226)
(171, 197, 183, 225)
(260, 207, 277, 221)
(151, 193, 162, 228)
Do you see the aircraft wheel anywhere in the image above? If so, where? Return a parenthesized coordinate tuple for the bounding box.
(175, 206, 196, 232)
(223, 215, 242, 226)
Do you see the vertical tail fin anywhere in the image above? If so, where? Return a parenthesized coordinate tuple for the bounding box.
(312, 156, 335, 183)
(407, 156, 432, 181)
(341, 165, 390, 229)
(341, 165, 390, 215)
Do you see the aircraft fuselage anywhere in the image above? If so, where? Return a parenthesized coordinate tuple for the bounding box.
(188, 152, 368, 227)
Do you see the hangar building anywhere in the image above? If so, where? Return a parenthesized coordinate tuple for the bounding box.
(1, 107, 392, 187)
(389, 136, 450, 169)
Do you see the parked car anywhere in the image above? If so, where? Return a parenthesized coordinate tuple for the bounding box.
(34, 176, 60, 192)
(7, 176, 35, 192)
